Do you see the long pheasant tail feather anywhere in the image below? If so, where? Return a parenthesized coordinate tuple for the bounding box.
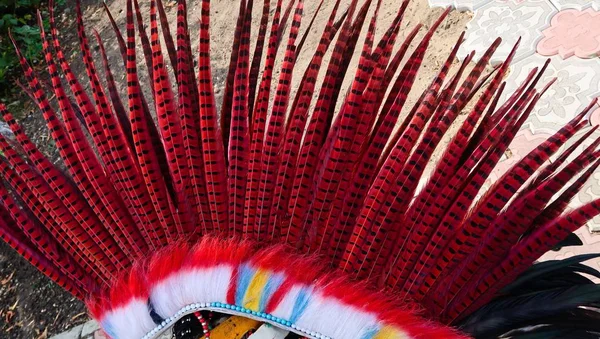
(392, 39, 518, 290)
(411, 82, 540, 303)
(220, 0, 247, 156)
(6, 35, 126, 282)
(511, 116, 593, 206)
(0, 134, 110, 283)
(0, 206, 87, 299)
(3, 104, 131, 271)
(317, 0, 414, 257)
(466, 98, 590, 234)
(341, 8, 450, 277)
(430, 89, 540, 277)
(303, 0, 372, 200)
(0, 199, 94, 300)
(377, 8, 450, 125)
(294, 0, 325, 60)
(102, 2, 127, 60)
(255, 0, 304, 241)
(123, 0, 171, 246)
(128, 0, 177, 202)
(446, 103, 592, 305)
(271, 0, 342, 242)
(175, 0, 211, 235)
(325, 0, 410, 261)
(315, 0, 391, 246)
(0, 111, 96, 292)
(244, 0, 289, 235)
(458, 80, 508, 167)
(148, 0, 193, 237)
(375, 38, 503, 284)
(284, 0, 358, 246)
(323, 0, 372, 121)
(128, 0, 174, 180)
(433, 96, 589, 317)
(453, 195, 600, 322)
(423, 75, 545, 279)
(248, 0, 271, 117)
(155, 0, 178, 73)
(531, 124, 599, 189)
(276, 0, 298, 46)
(304, 0, 377, 252)
(425, 90, 541, 316)
(38, 10, 148, 257)
(534, 156, 600, 228)
(131, 0, 155, 94)
(228, 0, 253, 235)
(466, 135, 600, 285)
(93, 30, 134, 152)
(197, 0, 228, 234)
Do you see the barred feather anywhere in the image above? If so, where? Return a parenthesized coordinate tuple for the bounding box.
(2, 1, 599, 337)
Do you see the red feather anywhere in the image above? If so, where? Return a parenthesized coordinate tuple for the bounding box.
(244, 0, 285, 233)
(175, 0, 212, 234)
(271, 0, 341, 241)
(197, 0, 229, 234)
(0, 205, 87, 298)
(228, 0, 252, 234)
(255, 0, 304, 241)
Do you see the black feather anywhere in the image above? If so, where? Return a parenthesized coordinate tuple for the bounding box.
(553, 233, 584, 251)
(460, 285, 600, 337)
(503, 253, 600, 294)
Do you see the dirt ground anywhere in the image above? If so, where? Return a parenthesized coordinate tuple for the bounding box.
(0, 0, 477, 337)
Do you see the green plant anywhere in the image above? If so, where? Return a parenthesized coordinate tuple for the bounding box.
(0, 0, 52, 98)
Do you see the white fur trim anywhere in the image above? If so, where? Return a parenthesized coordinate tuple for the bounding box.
(296, 292, 380, 339)
(103, 299, 156, 339)
(149, 265, 233, 318)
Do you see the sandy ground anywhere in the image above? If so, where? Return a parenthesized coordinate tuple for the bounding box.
(0, 0, 484, 337)
(81, 0, 474, 124)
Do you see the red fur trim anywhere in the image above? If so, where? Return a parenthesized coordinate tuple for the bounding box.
(147, 243, 190, 285)
(92, 238, 468, 338)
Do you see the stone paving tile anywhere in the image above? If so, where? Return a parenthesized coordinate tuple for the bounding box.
(50, 323, 83, 339)
(428, 0, 454, 9)
(458, 0, 556, 65)
(50, 320, 174, 339)
(81, 321, 100, 339)
(428, 0, 496, 11)
(537, 8, 600, 59)
(549, 0, 600, 10)
(500, 54, 600, 134)
(454, 0, 490, 11)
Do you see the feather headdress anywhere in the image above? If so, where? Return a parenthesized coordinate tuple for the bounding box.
(2, 0, 600, 338)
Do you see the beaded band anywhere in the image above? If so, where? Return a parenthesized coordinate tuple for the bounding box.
(193, 311, 210, 338)
(143, 302, 331, 339)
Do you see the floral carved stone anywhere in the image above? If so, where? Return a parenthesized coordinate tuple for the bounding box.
(537, 9, 600, 59)
(549, 0, 600, 10)
(459, 0, 556, 65)
(428, 0, 455, 9)
(501, 54, 600, 134)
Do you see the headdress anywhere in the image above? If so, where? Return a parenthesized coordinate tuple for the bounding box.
(2, 0, 600, 338)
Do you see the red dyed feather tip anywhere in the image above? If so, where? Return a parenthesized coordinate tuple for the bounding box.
(2, 0, 600, 338)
